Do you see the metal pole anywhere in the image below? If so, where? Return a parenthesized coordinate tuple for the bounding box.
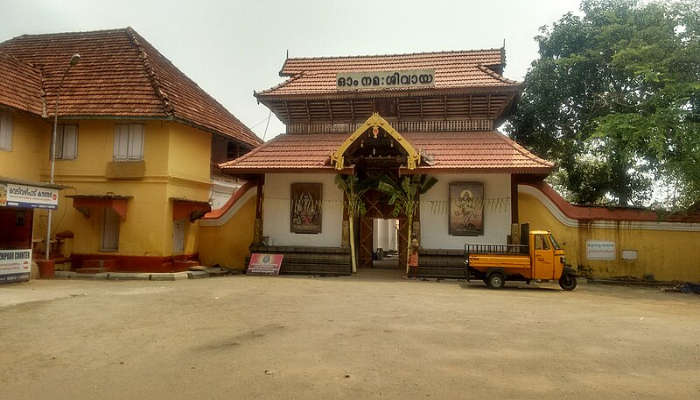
(46, 89, 60, 260)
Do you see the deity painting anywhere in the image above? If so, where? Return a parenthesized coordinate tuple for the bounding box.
(449, 182, 484, 236)
(290, 183, 322, 234)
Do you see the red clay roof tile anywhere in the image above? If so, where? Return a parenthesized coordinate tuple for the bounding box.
(219, 131, 552, 174)
(0, 53, 43, 115)
(0, 28, 261, 147)
(257, 49, 516, 98)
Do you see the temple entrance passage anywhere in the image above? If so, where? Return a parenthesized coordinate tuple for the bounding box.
(372, 218, 399, 269)
(358, 190, 409, 269)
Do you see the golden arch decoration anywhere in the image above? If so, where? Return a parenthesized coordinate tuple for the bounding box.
(330, 113, 421, 170)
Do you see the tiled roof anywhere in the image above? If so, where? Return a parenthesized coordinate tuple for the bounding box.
(404, 132, 553, 172)
(0, 53, 43, 115)
(0, 28, 261, 147)
(220, 133, 344, 171)
(219, 131, 552, 174)
(279, 49, 505, 76)
(257, 49, 517, 98)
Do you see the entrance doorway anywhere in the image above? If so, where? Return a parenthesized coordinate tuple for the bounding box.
(358, 191, 409, 269)
(372, 218, 399, 268)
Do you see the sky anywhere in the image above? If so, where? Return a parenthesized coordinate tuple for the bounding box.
(0, 0, 583, 141)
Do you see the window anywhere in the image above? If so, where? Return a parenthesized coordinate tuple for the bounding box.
(535, 235, 550, 250)
(549, 234, 561, 250)
(101, 208, 120, 251)
(114, 124, 144, 160)
(54, 124, 78, 159)
(0, 112, 12, 151)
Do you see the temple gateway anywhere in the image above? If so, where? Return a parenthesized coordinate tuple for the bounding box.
(219, 49, 552, 277)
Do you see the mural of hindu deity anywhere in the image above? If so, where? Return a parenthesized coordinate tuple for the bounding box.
(290, 183, 322, 233)
(449, 182, 484, 236)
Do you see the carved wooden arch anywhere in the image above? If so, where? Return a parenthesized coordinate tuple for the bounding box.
(330, 113, 421, 170)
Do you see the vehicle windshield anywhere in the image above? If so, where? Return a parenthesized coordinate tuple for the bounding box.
(549, 234, 561, 250)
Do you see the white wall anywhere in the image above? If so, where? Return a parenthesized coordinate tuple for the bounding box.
(420, 173, 511, 249)
(373, 218, 398, 251)
(262, 173, 343, 247)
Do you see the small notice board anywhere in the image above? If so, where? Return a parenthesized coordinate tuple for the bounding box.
(247, 253, 284, 275)
(0, 249, 32, 283)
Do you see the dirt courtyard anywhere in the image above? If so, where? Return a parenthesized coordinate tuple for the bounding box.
(1, 271, 699, 399)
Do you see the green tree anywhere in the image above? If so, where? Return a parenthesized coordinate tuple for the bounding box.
(376, 175, 437, 274)
(508, 0, 699, 208)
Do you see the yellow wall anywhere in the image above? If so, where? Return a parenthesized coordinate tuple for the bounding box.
(42, 119, 211, 258)
(199, 194, 257, 269)
(519, 192, 700, 282)
(0, 111, 49, 182)
(164, 123, 211, 256)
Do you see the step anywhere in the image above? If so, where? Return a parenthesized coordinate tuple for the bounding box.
(74, 267, 107, 274)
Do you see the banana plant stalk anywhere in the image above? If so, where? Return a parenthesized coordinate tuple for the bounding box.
(376, 175, 438, 274)
(335, 175, 369, 273)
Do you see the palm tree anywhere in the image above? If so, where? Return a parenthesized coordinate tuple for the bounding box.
(335, 175, 371, 273)
(376, 175, 438, 274)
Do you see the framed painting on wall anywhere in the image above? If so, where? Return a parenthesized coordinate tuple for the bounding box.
(290, 183, 322, 234)
(449, 182, 484, 236)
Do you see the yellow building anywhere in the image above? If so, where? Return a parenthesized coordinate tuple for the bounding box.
(0, 28, 261, 273)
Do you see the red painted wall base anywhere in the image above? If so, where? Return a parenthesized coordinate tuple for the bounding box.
(70, 253, 199, 273)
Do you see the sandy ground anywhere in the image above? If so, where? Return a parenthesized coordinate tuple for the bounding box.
(1, 271, 699, 400)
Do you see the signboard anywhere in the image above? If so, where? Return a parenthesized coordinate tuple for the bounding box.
(0, 183, 58, 209)
(0, 249, 32, 283)
(336, 69, 435, 90)
(621, 250, 638, 260)
(586, 240, 616, 261)
(247, 253, 284, 275)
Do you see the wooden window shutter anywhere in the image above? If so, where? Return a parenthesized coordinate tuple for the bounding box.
(0, 112, 13, 151)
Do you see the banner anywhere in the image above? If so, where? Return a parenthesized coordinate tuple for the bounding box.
(0, 249, 32, 283)
(0, 183, 58, 209)
(247, 253, 284, 275)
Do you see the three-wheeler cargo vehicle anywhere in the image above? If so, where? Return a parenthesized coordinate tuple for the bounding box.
(465, 230, 577, 290)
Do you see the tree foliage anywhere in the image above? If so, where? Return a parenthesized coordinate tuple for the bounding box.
(508, 0, 699, 208)
(376, 175, 437, 273)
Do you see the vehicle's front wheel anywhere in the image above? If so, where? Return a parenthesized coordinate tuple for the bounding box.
(486, 272, 505, 289)
(559, 273, 577, 291)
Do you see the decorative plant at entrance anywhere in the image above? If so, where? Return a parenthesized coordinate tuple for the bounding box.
(335, 175, 370, 273)
(377, 175, 438, 274)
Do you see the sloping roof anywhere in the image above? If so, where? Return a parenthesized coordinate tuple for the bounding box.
(0, 53, 43, 115)
(0, 28, 261, 147)
(219, 131, 553, 174)
(279, 49, 505, 76)
(257, 49, 517, 98)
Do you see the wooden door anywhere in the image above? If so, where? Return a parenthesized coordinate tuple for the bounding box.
(101, 208, 120, 251)
(173, 220, 186, 254)
(359, 216, 373, 268)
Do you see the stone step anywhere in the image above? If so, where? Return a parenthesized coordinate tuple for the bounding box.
(74, 267, 107, 274)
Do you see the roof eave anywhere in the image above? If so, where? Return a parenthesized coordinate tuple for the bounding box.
(255, 85, 521, 102)
(401, 166, 553, 175)
(219, 166, 354, 175)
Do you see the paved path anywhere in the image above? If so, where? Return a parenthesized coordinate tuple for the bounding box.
(1, 272, 698, 399)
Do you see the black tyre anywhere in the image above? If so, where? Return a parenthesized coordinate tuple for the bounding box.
(559, 273, 577, 291)
(486, 272, 505, 289)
